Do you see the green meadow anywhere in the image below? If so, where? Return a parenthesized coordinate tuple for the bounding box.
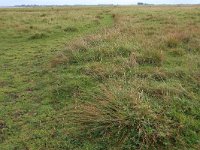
(0, 6, 200, 149)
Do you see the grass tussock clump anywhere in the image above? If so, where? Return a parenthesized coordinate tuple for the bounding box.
(28, 32, 48, 40)
(82, 63, 125, 81)
(67, 38, 88, 52)
(116, 46, 132, 57)
(64, 27, 78, 32)
(0, 120, 7, 142)
(82, 63, 110, 81)
(126, 52, 138, 67)
(50, 53, 70, 67)
(95, 15, 104, 19)
(151, 69, 167, 81)
(67, 85, 181, 149)
(137, 50, 164, 66)
(169, 48, 185, 57)
(141, 85, 178, 100)
(165, 31, 190, 48)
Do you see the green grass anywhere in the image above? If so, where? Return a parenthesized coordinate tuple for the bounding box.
(0, 6, 200, 150)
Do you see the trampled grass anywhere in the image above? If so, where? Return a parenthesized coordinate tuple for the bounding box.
(0, 6, 200, 149)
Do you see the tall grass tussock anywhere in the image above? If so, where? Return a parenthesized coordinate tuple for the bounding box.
(67, 84, 183, 149)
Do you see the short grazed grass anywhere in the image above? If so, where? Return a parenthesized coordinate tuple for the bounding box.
(0, 6, 200, 150)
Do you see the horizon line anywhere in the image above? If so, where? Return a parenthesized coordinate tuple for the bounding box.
(1, 3, 200, 7)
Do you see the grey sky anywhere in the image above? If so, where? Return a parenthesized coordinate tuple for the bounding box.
(0, 0, 199, 6)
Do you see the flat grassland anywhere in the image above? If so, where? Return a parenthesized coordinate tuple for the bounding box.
(0, 6, 200, 149)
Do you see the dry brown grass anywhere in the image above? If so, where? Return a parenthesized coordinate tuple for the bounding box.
(126, 52, 138, 68)
(67, 84, 181, 149)
(50, 53, 70, 67)
(136, 50, 164, 66)
(165, 31, 191, 48)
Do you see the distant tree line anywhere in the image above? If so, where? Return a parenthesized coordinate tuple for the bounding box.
(137, 2, 152, 5)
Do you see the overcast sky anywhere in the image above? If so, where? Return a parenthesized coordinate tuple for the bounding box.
(0, 0, 199, 6)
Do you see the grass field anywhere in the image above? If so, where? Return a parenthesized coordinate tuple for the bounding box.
(0, 6, 200, 149)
